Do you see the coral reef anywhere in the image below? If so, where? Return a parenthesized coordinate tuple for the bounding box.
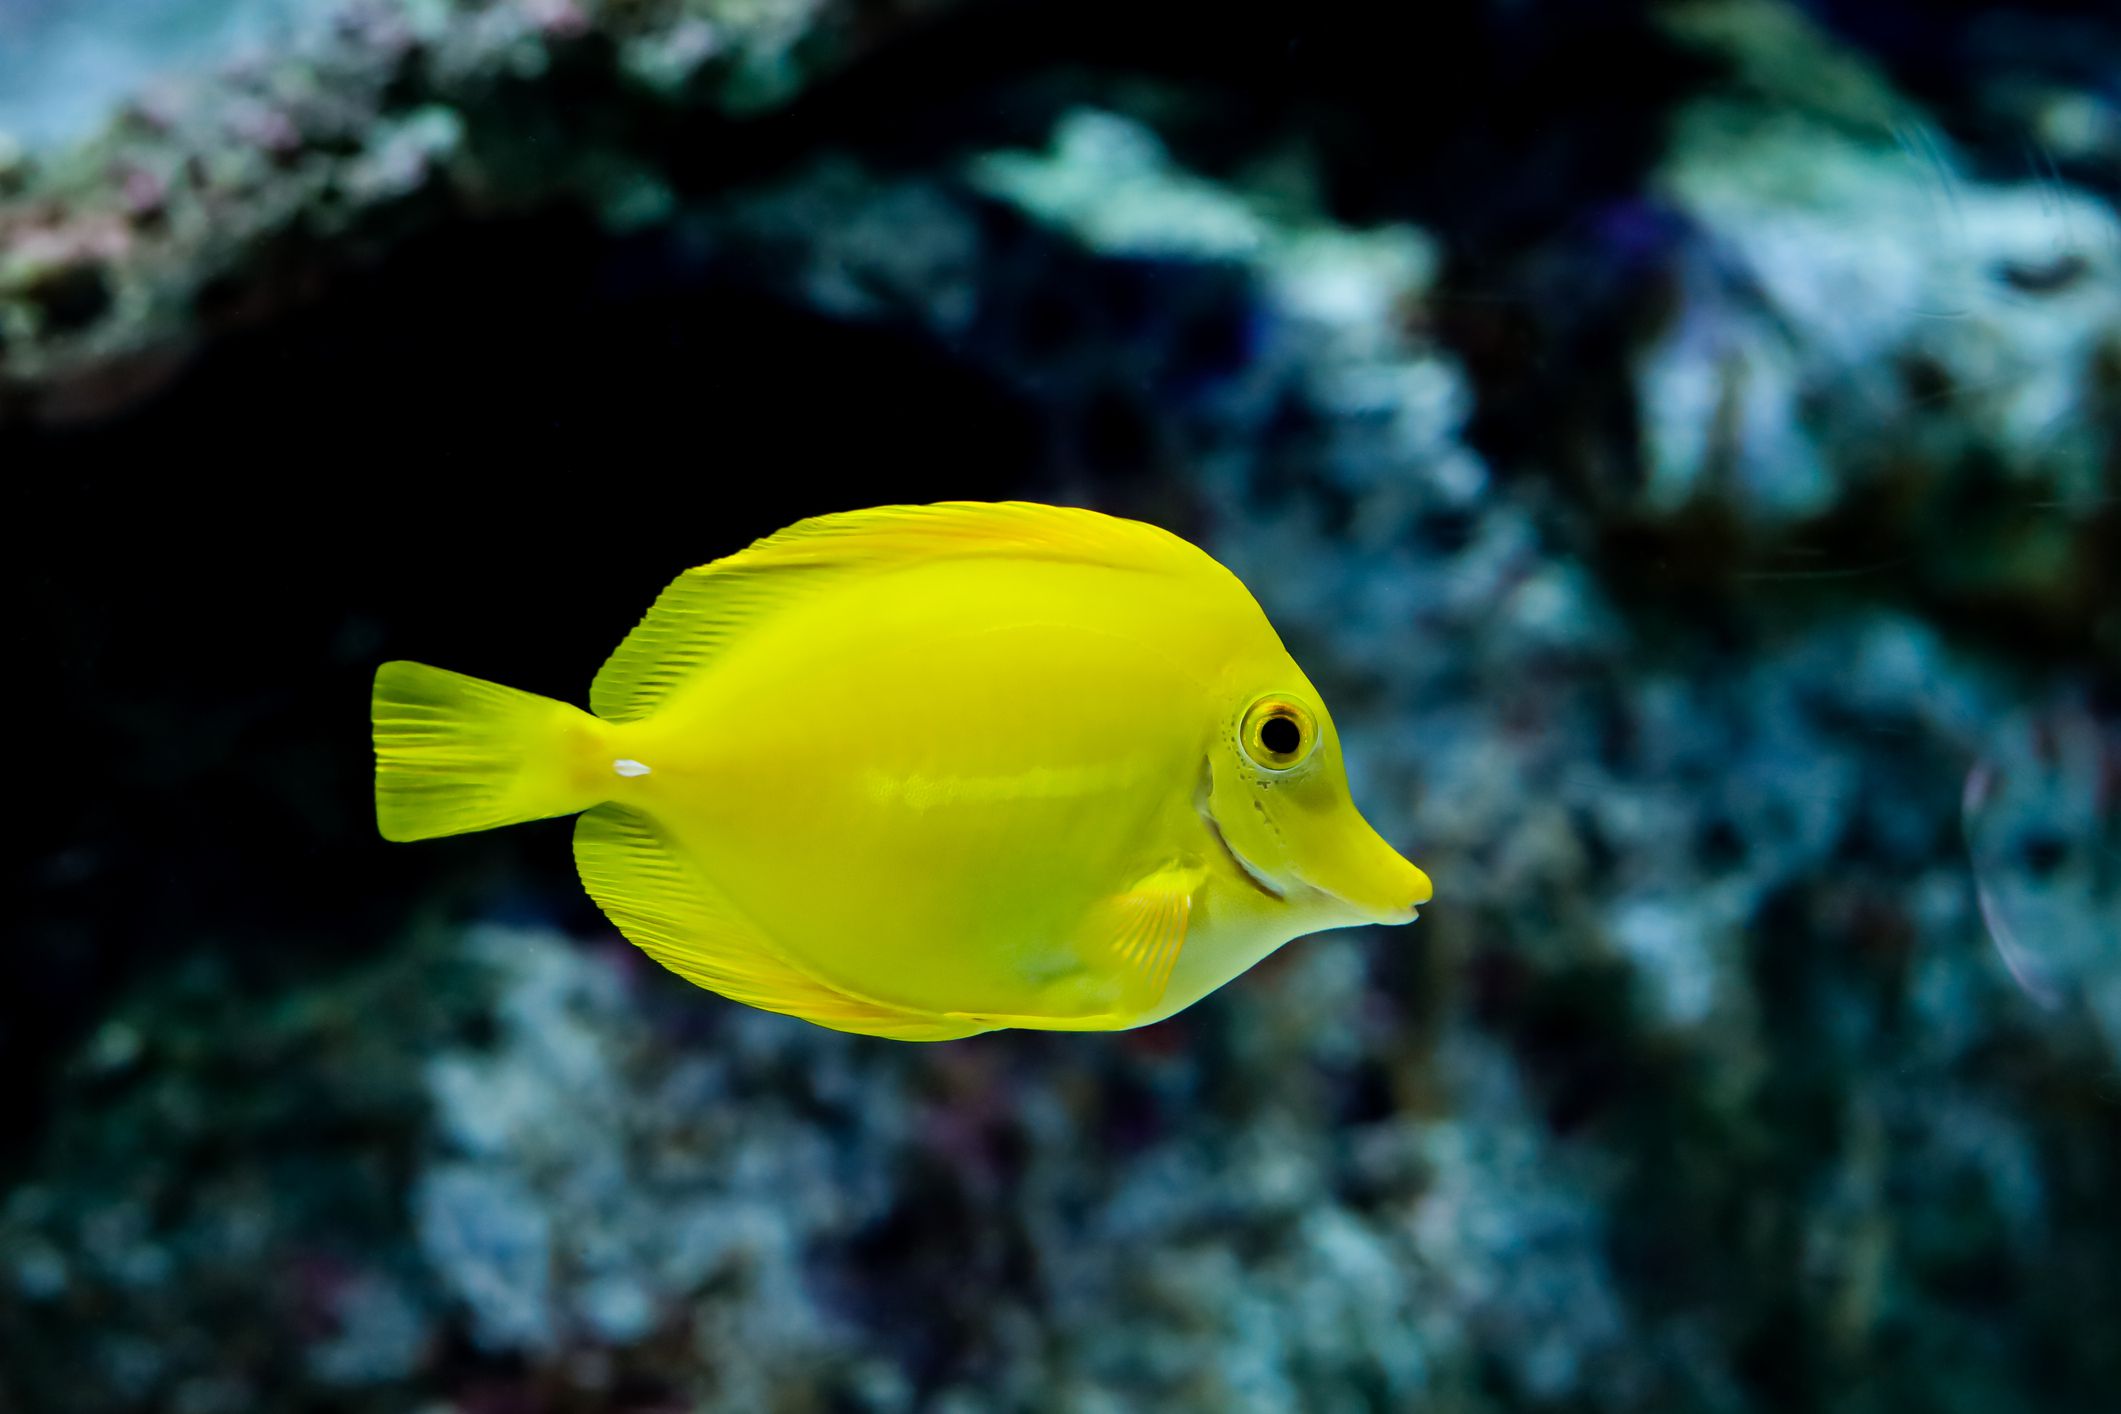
(3, 0, 2119, 1411)
(1631, 0, 2121, 620)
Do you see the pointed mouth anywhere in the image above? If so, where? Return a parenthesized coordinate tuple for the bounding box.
(1322, 864, 1429, 926)
(1334, 871, 1430, 926)
(1201, 810, 1286, 901)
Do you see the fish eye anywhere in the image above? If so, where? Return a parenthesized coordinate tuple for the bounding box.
(1240, 697, 1316, 772)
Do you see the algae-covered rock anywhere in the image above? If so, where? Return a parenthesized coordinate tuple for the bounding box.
(0, 0, 960, 422)
(0, 0, 313, 152)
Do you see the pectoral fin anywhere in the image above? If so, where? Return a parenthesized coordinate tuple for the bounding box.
(1096, 857, 1206, 1014)
(945, 858, 1206, 1031)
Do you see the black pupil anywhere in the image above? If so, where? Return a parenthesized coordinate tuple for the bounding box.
(1260, 714, 1302, 757)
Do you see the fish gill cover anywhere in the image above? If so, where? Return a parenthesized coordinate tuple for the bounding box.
(1, 0, 2118, 1410)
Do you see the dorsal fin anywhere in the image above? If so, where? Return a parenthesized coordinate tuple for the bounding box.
(589, 501, 1214, 722)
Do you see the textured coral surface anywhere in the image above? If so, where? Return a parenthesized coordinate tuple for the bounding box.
(2, 1, 2117, 1410)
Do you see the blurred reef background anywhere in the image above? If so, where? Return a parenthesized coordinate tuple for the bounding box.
(2, 0, 2118, 1409)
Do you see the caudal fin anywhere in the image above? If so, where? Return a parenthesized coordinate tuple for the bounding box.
(372, 661, 606, 842)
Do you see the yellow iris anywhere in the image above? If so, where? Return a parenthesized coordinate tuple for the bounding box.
(1240, 697, 1316, 772)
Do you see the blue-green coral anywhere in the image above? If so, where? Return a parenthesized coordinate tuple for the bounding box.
(3, 1, 2119, 1411)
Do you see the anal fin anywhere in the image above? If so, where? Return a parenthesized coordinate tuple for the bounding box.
(572, 805, 979, 1041)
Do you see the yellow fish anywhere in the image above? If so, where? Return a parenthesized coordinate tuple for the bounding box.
(372, 502, 1430, 1040)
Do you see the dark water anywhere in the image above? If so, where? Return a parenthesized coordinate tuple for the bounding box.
(2, 1, 2118, 1410)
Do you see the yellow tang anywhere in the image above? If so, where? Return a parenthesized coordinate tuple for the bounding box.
(372, 501, 1431, 1039)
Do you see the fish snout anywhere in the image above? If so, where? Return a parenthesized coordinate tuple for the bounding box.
(1306, 821, 1433, 926)
(1363, 858, 1433, 926)
(1399, 860, 1435, 920)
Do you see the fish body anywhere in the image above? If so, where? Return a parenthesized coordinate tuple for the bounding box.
(372, 502, 1430, 1039)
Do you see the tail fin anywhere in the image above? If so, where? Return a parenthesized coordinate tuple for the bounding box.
(372, 661, 607, 842)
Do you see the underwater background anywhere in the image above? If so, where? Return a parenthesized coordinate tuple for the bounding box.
(3, 0, 2118, 1409)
